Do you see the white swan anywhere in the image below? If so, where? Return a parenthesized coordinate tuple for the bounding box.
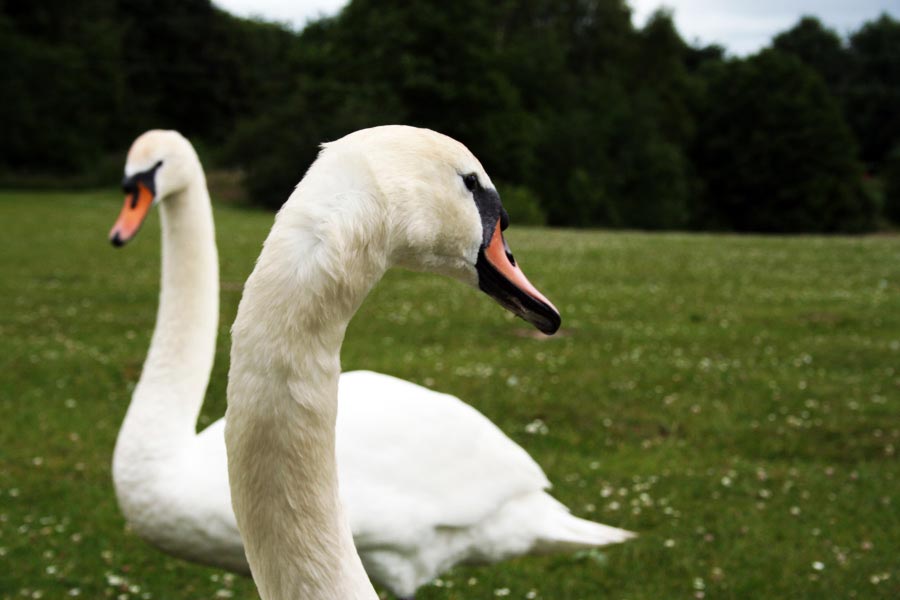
(111, 129, 633, 598)
(226, 125, 602, 599)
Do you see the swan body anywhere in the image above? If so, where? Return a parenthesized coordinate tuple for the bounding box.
(338, 370, 632, 589)
(111, 129, 633, 599)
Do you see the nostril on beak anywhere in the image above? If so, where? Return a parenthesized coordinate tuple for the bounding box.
(501, 236, 516, 266)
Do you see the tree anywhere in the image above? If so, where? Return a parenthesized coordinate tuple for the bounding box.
(4, 0, 891, 232)
(692, 50, 876, 233)
(496, 4, 696, 228)
(0, 0, 305, 178)
(0, 0, 126, 173)
(225, 75, 404, 208)
(773, 16, 848, 93)
(884, 145, 900, 224)
(844, 14, 900, 170)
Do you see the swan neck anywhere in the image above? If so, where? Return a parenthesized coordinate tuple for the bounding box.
(120, 173, 219, 450)
(226, 179, 386, 600)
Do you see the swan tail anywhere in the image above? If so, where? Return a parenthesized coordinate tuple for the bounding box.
(445, 492, 635, 566)
(531, 498, 635, 554)
(535, 513, 635, 554)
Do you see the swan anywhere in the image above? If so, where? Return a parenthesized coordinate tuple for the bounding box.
(111, 129, 634, 598)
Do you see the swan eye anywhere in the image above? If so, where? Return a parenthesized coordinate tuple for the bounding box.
(463, 173, 478, 192)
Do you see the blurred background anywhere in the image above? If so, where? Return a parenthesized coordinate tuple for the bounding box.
(2, 0, 899, 232)
(1, 1, 899, 599)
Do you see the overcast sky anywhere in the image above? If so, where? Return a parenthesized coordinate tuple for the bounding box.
(214, 0, 897, 55)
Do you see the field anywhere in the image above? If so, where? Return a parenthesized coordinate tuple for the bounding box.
(1, 190, 898, 599)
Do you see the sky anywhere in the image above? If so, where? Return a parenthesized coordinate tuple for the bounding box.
(214, 0, 897, 55)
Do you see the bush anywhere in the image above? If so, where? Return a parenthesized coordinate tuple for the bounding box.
(496, 184, 546, 226)
(884, 145, 900, 224)
(224, 77, 404, 209)
(692, 50, 876, 233)
(845, 15, 900, 169)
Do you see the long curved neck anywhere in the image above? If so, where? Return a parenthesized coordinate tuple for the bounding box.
(226, 169, 386, 600)
(117, 171, 219, 461)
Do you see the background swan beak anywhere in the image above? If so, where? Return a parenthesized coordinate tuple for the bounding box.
(476, 220, 561, 335)
(110, 182, 154, 247)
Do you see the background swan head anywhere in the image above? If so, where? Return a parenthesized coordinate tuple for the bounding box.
(109, 129, 202, 246)
(282, 125, 561, 334)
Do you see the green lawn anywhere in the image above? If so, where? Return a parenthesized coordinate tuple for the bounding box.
(1, 190, 898, 599)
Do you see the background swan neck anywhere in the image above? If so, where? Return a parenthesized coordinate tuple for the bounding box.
(227, 180, 387, 600)
(118, 173, 219, 455)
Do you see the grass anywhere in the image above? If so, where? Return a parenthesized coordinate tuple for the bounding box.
(0, 190, 898, 599)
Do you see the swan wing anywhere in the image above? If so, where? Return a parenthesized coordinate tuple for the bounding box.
(335, 370, 550, 544)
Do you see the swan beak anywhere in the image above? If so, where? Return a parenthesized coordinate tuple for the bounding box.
(110, 181, 154, 247)
(476, 220, 561, 335)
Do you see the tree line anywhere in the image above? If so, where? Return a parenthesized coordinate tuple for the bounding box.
(2, 0, 899, 232)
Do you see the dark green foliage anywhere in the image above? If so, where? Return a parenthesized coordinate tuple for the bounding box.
(116, 0, 301, 141)
(495, 183, 546, 225)
(884, 145, 900, 224)
(773, 16, 848, 93)
(692, 51, 876, 233)
(229, 1, 697, 229)
(225, 76, 405, 208)
(844, 15, 900, 169)
(1, 1, 894, 231)
(0, 2, 126, 172)
(0, 0, 301, 178)
(773, 14, 900, 173)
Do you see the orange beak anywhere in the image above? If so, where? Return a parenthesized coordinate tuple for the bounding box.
(477, 220, 561, 334)
(110, 181, 154, 247)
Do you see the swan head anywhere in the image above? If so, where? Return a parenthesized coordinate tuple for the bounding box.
(312, 126, 561, 334)
(109, 129, 200, 246)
